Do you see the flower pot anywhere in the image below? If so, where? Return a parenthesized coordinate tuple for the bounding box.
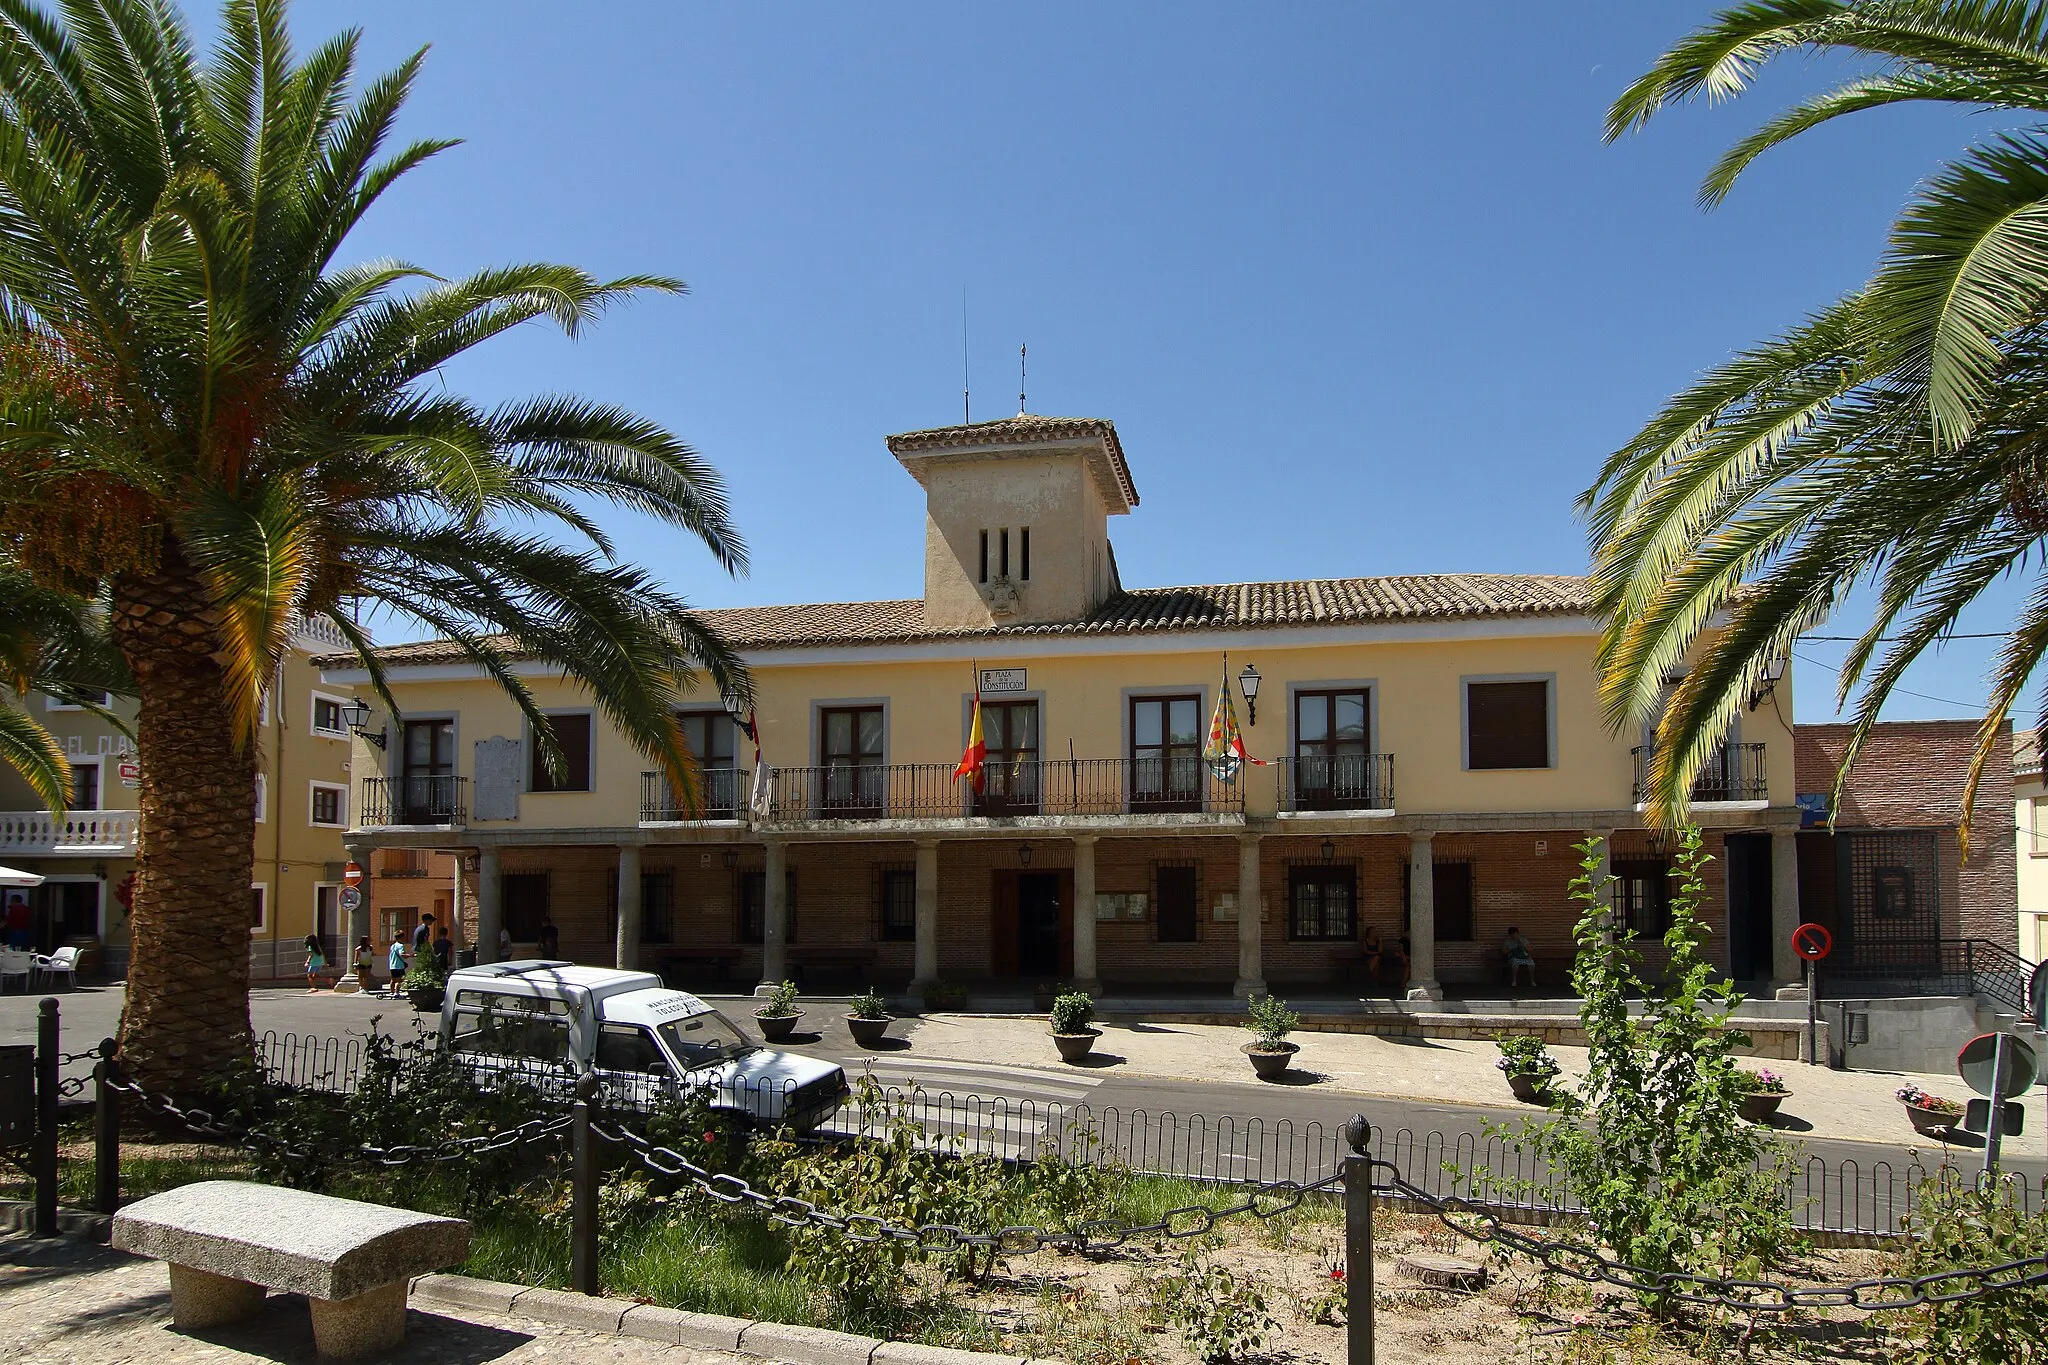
(1905, 1101, 1959, 1137)
(406, 985, 444, 1013)
(847, 1014, 892, 1048)
(1505, 1072, 1553, 1105)
(1053, 1029, 1100, 1064)
(1739, 1091, 1787, 1125)
(1243, 1041, 1297, 1080)
(756, 1011, 802, 1043)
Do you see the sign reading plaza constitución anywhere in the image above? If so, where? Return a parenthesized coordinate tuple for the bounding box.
(978, 668, 1026, 694)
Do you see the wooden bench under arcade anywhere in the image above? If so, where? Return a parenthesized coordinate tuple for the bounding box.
(111, 1180, 469, 1360)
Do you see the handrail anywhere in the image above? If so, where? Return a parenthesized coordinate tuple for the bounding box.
(361, 775, 467, 826)
(1275, 754, 1395, 812)
(1631, 742, 1768, 803)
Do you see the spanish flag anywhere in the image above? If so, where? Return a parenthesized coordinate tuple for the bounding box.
(955, 688, 987, 791)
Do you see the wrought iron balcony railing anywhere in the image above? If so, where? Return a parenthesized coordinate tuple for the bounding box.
(362, 775, 467, 827)
(1631, 743, 1767, 804)
(639, 767, 748, 822)
(1276, 754, 1395, 813)
(667, 757, 1248, 823)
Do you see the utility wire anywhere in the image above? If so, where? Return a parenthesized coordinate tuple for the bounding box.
(1790, 650, 1984, 713)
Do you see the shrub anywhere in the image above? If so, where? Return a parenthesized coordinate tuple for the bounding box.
(1244, 994, 1299, 1051)
(1897, 1168, 2048, 1363)
(1494, 1034, 1560, 1081)
(848, 988, 890, 1021)
(755, 980, 800, 1018)
(1048, 991, 1096, 1035)
(1476, 828, 1801, 1312)
(1151, 1247, 1278, 1363)
(919, 980, 969, 1010)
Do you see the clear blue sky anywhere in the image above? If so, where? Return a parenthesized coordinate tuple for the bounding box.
(267, 0, 2026, 726)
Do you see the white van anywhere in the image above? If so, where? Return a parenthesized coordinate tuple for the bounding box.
(439, 960, 848, 1131)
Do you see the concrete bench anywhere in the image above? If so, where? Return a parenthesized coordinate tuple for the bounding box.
(111, 1180, 469, 1359)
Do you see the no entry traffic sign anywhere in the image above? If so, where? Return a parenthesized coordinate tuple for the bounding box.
(1792, 923, 1833, 961)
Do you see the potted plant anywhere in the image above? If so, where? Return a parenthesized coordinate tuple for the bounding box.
(402, 955, 446, 1013)
(1494, 1035, 1560, 1105)
(846, 987, 893, 1048)
(1049, 990, 1100, 1063)
(1897, 1083, 1965, 1137)
(754, 979, 802, 1043)
(1242, 994, 1300, 1080)
(1738, 1067, 1790, 1125)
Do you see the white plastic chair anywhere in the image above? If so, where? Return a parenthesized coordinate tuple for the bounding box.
(32, 945, 77, 991)
(0, 948, 29, 993)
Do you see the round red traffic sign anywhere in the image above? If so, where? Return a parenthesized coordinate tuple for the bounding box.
(342, 861, 364, 887)
(1792, 923, 1833, 961)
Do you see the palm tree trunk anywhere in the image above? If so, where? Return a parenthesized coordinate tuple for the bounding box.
(110, 550, 257, 1095)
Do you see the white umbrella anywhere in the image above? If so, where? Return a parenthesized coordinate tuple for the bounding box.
(0, 865, 45, 887)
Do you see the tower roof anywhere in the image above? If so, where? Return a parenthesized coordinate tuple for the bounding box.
(886, 414, 1138, 512)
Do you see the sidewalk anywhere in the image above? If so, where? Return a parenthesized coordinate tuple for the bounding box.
(894, 1013, 2047, 1156)
(0, 1233, 729, 1364)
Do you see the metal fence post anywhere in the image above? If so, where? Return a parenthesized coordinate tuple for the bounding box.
(571, 1075, 599, 1295)
(93, 1036, 119, 1215)
(1343, 1113, 1373, 1365)
(33, 998, 58, 1237)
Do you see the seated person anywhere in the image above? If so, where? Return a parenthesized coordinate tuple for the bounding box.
(1360, 925, 1385, 983)
(1504, 926, 1537, 986)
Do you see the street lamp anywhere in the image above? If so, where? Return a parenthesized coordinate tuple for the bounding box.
(1017, 841, 1034, 867)
(1320, 837, 1336, 865)
(1238, 663, 1262, 726)
(1747, 653, 1788, 711)
(340, 698, 387, 750)
(721, 847, 740, 870)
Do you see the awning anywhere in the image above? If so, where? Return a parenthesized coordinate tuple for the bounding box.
(0, 865, 46, 887)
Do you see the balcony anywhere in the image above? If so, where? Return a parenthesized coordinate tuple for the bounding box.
(640, 767, 747, 822)
(1277, 754, 1395, 813)
(0, 808, 139, 856)
(647, 758, 1248, 824)
(362, 775, 468, 827)
(1631, 743, 1768, 805)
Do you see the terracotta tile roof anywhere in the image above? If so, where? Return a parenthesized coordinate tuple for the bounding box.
(2018, 727, 2040, 778)
(319, 573, 1596, 667)
(887, 414, 1139, 510)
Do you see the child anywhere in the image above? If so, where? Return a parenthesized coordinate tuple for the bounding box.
(386, 938, 408, 996)
(353, 935, 375, 993)
(304, 934, 326, 991)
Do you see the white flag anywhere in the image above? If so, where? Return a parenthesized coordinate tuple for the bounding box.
(749, 752, 775, 821)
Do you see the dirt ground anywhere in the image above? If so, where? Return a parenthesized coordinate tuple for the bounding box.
(980, 1212, 1905, 1365)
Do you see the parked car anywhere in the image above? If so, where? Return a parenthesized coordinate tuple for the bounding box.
(439, 960, 848, 1131)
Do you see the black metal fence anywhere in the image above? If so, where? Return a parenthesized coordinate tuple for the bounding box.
(1817, 937, 2035, 1016)
(709, 758, 1248, 824)
(361, 774, 468, 827)
(1631, 742, 1769, 804)
(1276, 755, 1395, 813)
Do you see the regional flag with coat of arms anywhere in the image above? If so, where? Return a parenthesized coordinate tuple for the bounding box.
(1205, 663, 1268, 782)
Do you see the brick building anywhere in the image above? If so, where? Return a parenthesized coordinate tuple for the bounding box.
(1793, 720, 2019, 991)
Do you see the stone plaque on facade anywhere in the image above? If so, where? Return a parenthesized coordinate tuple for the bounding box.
(472, 736, 523, 821)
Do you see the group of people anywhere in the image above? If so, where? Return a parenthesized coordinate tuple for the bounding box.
(1356, 924, 1540, 990)
(301, 907, 560, 993)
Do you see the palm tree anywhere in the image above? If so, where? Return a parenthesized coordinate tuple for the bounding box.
(1586, 0, 2048, 840)
(0, 0, 747, 1092)
(0, 567, 129, 812)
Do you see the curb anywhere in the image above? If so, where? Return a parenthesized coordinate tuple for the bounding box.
(410, 1272, 1054, 1365)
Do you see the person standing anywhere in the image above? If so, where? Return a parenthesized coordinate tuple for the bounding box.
(497, 923, 511, 960)
(412, 911, 434, 955)
(2, 894, 29, 949)
(432, 926, 453, 976)
(386, 937, 408, 995)
(352, 935, 375, 993)
(537, 912, 558, 959)
(303, 934, 326, 992)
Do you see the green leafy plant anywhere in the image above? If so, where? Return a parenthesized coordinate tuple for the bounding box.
(1474, 829, 1800, 1313)
(848, 988, 890, 1021)
(1493, 1034, 1561, 1081)
(1029, 1123, 1127, 1236)
(1151, 1246, 1278, 1363)
(755, 980, 800, 1018)
(1743, 1067, 1789, 1095)
(1244, 994, 1299, 1052)
(401, 954, 445, 991)
(1048, 991, 1096, 1035)
(919, 980, 969, 1010)
(1897, 1167, 2048, 1363)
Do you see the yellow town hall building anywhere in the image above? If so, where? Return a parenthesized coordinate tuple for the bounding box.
(323, 415, 1805, 998)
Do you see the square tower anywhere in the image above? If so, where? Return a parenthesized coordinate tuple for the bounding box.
(887, 416, 1138, 631)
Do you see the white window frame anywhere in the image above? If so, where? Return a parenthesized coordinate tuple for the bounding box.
(44, 690, 112, 712)
(1460, 673, 1557, 772)
(254, 773, 268, 823)
(251, 882, 268, 934)
(309, 690, 351, 739)
(69, 757, 103, 812)
(308, 780, 349, 828)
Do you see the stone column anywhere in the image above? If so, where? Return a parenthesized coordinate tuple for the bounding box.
(475, 846, 502, 964)
(615, 843, 643, 971)
(448, 852, 467, 955)
(1071, 835, 1101, 994)
(758, 839, 788, 993)
(1770, 827, 1805, 998)
(1234, 833, 1265, 999)
(912, 838, 941, 990)
(343, 842, 373, 948)
(1406, 831, 1441, 1000)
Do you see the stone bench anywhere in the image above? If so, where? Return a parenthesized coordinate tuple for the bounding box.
(111, 1180, 469, 1359)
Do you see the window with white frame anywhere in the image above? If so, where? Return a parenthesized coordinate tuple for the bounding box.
(251, 884, 268, 933)
(310, 692, 349, 738)
(309, 781, 347, 828)
(255, 773, 268, 823)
